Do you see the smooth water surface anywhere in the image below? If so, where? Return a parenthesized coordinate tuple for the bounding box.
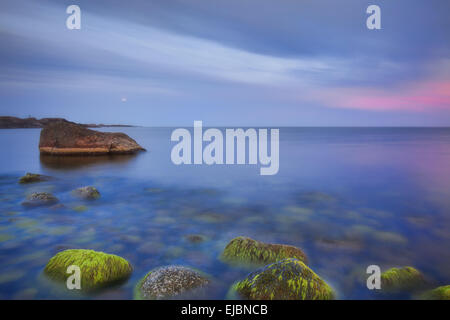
(0, 127, 449, 299)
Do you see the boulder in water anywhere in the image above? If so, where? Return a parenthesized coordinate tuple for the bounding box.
(44, 249, 132, 291)
(221, 236, 308, 266)
(73, 186, 100, 200)
(39, 120, 145, 155)
(420, 285, 450, 300)
(19, 173, 51, 184)
(22, 192, 58, 207)
(381, 266, 426, 293)
(231, 258, 334, 300)
(135, 265, 210, 300)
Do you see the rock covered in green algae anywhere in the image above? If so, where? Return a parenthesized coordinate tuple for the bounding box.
(381, 266, 426, 292)
(221, 236, 308, 266)
(44, 249, 132, 291)
(19, 173, 51, 184)
(420, 285, 450, 300)
(232, 258, 334, 300)
(73, 186, 100, 200)
(135, 266, 210, 300)
(22, 192, 58, 207)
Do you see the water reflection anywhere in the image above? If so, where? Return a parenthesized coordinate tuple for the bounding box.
(39, 153, 139, 171)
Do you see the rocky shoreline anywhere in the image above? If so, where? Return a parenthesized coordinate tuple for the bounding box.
(0, 116, 133, 129)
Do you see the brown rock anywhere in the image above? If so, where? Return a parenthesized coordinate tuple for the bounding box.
(39, 120, 145, 155)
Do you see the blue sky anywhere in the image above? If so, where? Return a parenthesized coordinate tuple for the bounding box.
(0, 0, 449, 126)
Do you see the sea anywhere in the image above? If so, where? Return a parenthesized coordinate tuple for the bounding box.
(0, 127, 449, 299)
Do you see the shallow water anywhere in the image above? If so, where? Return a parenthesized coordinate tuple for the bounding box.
(0, 127, 449, 299)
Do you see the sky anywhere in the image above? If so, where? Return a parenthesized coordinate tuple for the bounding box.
(0, 0, 449, 126)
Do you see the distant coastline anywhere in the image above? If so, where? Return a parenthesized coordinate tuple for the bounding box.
(0, 116, 134, 129)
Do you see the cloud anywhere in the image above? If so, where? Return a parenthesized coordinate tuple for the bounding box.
(0, 0, 449, 125)
(311, 79, 450, 112)
(0, 0, 338, 88)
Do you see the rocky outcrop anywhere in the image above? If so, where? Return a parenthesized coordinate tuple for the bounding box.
(221, 236, 308, 267)
(44, 249, 132, 291)
(39, 120, 145, 155)
(230, 258, 334, 300)
(135, 266, 210, 300)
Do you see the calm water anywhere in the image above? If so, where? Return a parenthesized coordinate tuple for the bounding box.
(0, 127, 449, 299)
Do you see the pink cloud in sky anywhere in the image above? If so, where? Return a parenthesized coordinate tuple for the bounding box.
(314, 80, 450, 112)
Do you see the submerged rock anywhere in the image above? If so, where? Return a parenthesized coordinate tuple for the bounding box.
(135, 265, 210, 300)
(49, 203, 66, 211)
(73, 186, 100, 200)
(44, 249, 132, 291)
(231, 258, 334, 300)
(73, 205, 88, 212)
(221, 236, 308, 266)
(185, 234, 207, 244)
(22, 192, 58, 207)
(19, 173, 51, 184)
(381, 266, 426, 292)
(296, 191, 336, 205)
(420, 285, 450, 300)
(39, 120, 145, 155)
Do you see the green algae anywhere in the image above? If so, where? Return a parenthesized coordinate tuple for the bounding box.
(232, 258, 334, 300)
(73, 205, 88, 213)
(48, 226, 75, 236)
(15, 218, 39, 229)
(373, 231, 408, 246)
(0, 233, 14, 242)
(221, 236, 308, 267)
(44, 249, 132, 291)
(420, 285, 450, 300)
(346, 225, 408, 246)
(296, 191, 337, 206)
(19, 173, 50, 184)
(381, 266, 426, 292)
